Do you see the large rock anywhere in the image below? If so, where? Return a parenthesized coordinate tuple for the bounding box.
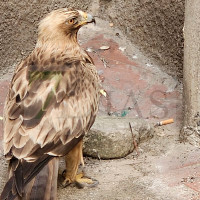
(83, 116, 154, 159)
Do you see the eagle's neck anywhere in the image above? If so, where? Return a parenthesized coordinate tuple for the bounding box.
(32, 32, 90, 68)
(36, 31, 81, 55)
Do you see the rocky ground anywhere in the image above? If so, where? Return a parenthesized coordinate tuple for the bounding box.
(0, 18, 199, 200)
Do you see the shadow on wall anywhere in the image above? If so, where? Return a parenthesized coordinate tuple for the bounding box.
(99, 0, 185, 80)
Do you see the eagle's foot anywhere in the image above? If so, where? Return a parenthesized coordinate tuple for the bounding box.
(61, 169, 74, 187)
(62, 178, 71, 187)
(75, 172, 99, 189)
(61, 170, 72, 188)
(61, 170, 98, 188)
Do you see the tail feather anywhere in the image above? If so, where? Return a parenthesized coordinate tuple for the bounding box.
(25, 158, 58, 200)
(1, 177, 17, 200)
(0, 158, 59, 200)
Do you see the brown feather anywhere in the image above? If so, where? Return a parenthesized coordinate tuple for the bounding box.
(13, 133, 29, 149)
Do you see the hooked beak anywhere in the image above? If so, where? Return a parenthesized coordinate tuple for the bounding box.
(86, 13, 96, 24)
(77, 10, 96, 26)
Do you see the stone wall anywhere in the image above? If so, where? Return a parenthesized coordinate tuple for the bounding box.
(98, 0, 185, 80)
(0, 0, 185, 80)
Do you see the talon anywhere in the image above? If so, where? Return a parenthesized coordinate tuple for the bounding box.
(62, 177, 71, 188)
(75, 172, 99, 189)
(75, 178, 99, 189)
(62, 169, 66, 178)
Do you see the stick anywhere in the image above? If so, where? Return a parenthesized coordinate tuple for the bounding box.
(129, 122, 140, 156)
(100, 57, 109, 68)
(90, 48, 109, 68)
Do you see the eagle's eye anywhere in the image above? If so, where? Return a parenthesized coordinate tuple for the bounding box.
(68, 18, 75, 24)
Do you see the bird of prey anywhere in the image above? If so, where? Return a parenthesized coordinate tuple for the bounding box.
(1, 8, 100, 200)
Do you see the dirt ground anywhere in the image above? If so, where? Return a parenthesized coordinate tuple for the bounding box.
(56, 123, 199, 200)
(0, 18, 199, 200)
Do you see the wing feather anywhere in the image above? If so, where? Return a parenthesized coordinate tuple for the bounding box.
(3, 51, 100, 161)
(13, 133, 29, 149)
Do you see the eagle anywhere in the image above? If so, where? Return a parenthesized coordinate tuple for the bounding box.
(1, 8, 100, 200)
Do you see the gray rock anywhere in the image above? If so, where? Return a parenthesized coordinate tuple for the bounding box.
(83, 116, 154, 159)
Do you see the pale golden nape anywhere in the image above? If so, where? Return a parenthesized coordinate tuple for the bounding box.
(1, 8, 100, 200)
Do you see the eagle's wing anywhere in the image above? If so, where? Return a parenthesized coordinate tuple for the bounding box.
(2, 51, 100, 199)
(4, 54, 99, 160)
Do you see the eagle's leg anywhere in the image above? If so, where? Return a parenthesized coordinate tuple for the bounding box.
(62, 139, 83, 187)
(62, 139, 98, 188)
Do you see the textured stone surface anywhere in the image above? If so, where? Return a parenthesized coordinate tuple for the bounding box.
(98, 0, 185, 80)
(0, 80, 9, 142)
(83, 116, 153, 159)
(0, 0, 184, 80)
(81, 34, 182, 122)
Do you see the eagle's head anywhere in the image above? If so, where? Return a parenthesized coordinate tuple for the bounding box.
(37, 8, 95, 47)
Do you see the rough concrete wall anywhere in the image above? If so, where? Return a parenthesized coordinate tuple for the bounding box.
(181, 0, 200, 145)
(0, 0, 92, 77)
(0, 0, 185, 80)
(99, 0, 185, 80)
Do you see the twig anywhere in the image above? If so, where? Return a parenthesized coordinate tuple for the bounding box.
(100, 57, 109, 68)
(129, 122, 140, 156)
(87, 48, 109, 68)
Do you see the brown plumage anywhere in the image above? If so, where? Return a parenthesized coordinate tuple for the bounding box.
(1, 8, 100, 200)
